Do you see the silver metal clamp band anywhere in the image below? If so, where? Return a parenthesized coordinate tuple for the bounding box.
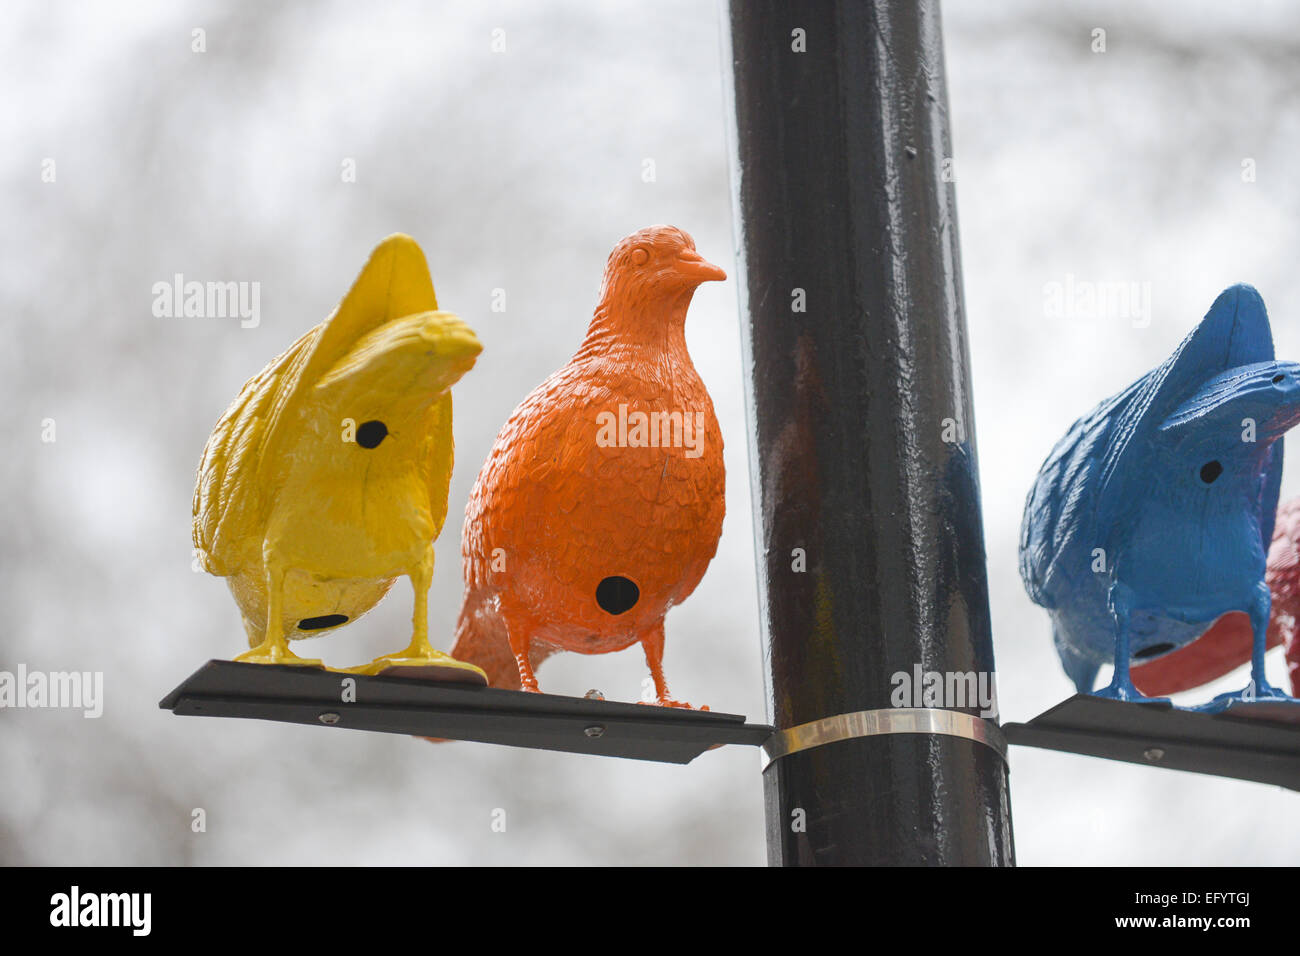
(760, 707, 1009, 771)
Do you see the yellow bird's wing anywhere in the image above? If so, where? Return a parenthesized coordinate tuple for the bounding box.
(423, 392, 455, 540)
(193, 235, 440, 573)
(193, 326, 316, 574)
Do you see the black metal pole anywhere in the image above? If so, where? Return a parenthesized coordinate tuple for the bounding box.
(724, 0, 1014, 865)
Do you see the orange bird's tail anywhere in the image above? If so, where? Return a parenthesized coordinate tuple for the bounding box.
(450, 598, 523, 691)
(449, 594, 558, 692)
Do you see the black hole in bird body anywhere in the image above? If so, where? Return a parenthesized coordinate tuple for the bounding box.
(596, 576, 639, 615)
(1200, 460, 1223, 484)
(1273, 374, 1286, 383)
(1134, 642, 1175, 660)
(356, 420, 388, 448)
(298, 614, 348, 630)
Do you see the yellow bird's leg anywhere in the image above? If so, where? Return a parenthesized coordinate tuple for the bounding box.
(235, 554, 321, 667)
(406, 546, 436, 659)
(350, 546, 487, 682)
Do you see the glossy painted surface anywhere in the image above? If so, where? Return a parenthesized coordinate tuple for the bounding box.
(1021, 284, 1298, 706)
(192, 235, 487, 681)
(451, 226, 726, 707)
(727, 0, 1013, 865)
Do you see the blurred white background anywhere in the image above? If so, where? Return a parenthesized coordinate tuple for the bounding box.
(2, 0, 1297, 865)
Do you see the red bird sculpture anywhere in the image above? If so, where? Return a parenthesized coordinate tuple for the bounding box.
(1132, 495, 1300, 697)
(451, 225, 727, 708)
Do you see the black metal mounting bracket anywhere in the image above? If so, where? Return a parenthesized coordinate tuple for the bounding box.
(160, 660, 773, 764)
(1003, 694, 1300, 790)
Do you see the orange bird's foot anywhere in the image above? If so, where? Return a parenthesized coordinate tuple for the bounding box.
(513, 661, 541, 693)
(641, 698, 709, 711)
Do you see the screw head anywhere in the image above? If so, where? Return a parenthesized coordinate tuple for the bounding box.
(1143, 747, 1165, 762)
(584, 689, 605, 701)
(319, 712, 341, 725)
(584, 725, 605, 738)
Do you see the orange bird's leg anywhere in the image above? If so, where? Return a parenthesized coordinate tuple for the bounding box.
(498, 601, 542, 693)
(640, 620, 707, 711)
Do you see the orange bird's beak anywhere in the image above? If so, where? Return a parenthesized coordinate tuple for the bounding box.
(675, 248, 727, 283)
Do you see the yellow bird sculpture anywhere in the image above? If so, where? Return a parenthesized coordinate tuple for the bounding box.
(192, 235, 487, 683)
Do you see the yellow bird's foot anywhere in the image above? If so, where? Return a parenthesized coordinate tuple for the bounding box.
(234, 644, 323, 668)
(347, 649, 488, 686)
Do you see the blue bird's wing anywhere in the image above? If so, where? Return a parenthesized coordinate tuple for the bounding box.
(1260, 439, 1283, 553)
(1019, 380, 1141, 609)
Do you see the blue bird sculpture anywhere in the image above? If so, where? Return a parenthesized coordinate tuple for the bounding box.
(1020, 284, 1299, 706)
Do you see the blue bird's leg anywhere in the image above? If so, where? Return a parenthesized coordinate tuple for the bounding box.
(1203, 583, 1292, 709)
(1244, 582, 1289, 701)
(1095, 582, 1170, 703)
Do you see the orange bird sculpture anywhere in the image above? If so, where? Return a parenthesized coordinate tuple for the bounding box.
(1132, 495, 1299, 697)
(451, 225, 727, 708)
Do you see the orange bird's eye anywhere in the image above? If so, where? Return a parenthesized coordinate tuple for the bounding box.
(631, 247, 650, 266)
